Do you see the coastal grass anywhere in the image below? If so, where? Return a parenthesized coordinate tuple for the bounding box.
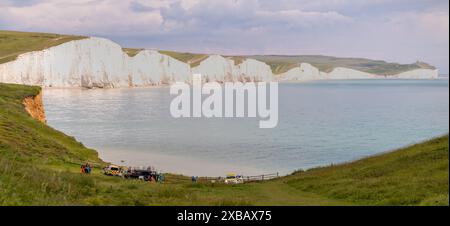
(0, 83, 101, 164)
(0, 30, 86, 64)
(286, 135, 449, 205)
(0, 83, 448, 206)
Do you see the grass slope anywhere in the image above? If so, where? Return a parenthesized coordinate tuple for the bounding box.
(0, 84, 448, 206)
(0, 30, 86, 64)
(287, 136, 449, 205)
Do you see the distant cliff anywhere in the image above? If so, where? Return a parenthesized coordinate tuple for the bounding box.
(0, 36, 439, 88)
(276, 63, 438, 81)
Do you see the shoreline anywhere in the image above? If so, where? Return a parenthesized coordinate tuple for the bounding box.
(97, 148, 276, 177)
(36, 78, 447, 90)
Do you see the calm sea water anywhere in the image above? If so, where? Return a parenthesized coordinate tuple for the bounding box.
(43, 79, 449, 176)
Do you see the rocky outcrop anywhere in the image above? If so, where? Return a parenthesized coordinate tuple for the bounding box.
(23, 91, 46, 123)
(0, 37, 439, 88)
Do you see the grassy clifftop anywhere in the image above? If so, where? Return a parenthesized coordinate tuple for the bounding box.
(0, 83, 448, 206)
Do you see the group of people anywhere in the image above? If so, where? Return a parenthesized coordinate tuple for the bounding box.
(80, 163, 93, 174)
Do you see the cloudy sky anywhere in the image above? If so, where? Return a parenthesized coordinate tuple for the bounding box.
(1, 0, 448, 73)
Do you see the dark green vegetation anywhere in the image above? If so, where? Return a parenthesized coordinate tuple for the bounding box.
(242, 55, 436, 75)
(0, 30, 86, 64)
(0, 83, 448, 206)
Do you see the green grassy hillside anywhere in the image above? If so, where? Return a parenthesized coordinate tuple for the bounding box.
(0, 30, 86, 64)
(0, 83, 448, 206)
(288, 135, 449, 205)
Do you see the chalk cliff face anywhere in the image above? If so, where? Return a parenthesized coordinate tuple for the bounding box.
(0, 38, 271, 88)
(180, 55, 273, 83)
(327, 67, 378, 79)
(191, 55, 236, 82)
(278, 63, 438, 81)
(0, 37, 439, 88)
(236, 59, 273, 82)
(0, 38, 193, 88)
(278, 63, 325, 81)
(393, 69, 440, 79)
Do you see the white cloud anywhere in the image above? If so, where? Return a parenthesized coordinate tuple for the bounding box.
(388, 9, 449, 41)
(1, 0, 163, 35)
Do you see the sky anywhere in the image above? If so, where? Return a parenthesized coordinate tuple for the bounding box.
(0, 0, 449, 73)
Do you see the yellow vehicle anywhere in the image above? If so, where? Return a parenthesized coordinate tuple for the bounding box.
(224, 173, 244, 184)
(103, 164, 121, 176)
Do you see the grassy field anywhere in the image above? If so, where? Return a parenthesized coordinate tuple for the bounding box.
(0, 83, 448, 206)
(0, 30, 86, 64)
(288, 135, 449, 205)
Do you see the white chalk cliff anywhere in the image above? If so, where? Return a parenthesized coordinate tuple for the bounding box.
(277, 63, 438, 81)
(0, 38, 192, 88)
(394, 69, 440, 79)
(191, 55, 272, 82)
(0, 37, 439, 88)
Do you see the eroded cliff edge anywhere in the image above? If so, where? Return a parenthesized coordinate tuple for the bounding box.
(23, 90, 46, 123)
